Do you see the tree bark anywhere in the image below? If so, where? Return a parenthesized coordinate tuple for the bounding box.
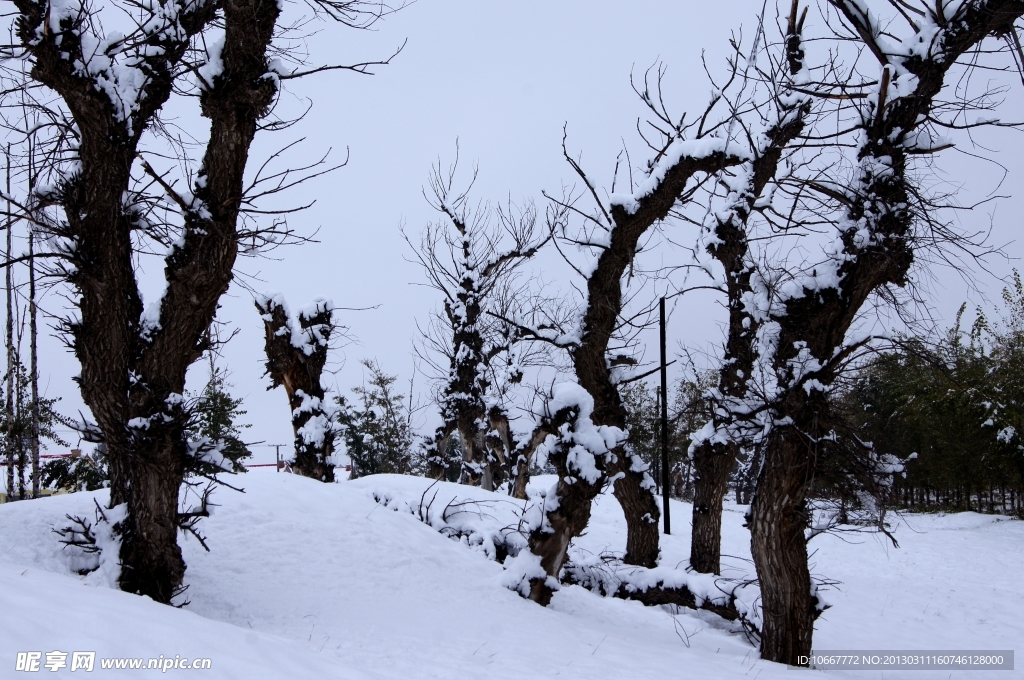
(485, 406, 511, 489)
(510, 449, 531, 500)
(608, 452, 660, 567)
(509, 423, 549, 500)
(748, 422, 816, 666)
(689, 440, 736, 574)
(524, 403, 602, 605)
(424, 423, 455, 481)
(457, 420, 490, 489)
(115, 431, 186, 601)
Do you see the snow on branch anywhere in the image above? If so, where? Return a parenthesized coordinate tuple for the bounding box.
(610, 137, 747, 215)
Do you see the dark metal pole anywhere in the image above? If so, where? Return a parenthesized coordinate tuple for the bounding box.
(29, 231, 39, 499)
(660, 297, 671, 535)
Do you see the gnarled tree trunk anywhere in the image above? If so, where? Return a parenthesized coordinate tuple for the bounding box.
(608, 452, 660, 567)
(485, 406, 511, 489)
(16, 0, 284, 601)
(509, 423, 550, 500)
(689, 1, 810, 575)
(524, 394, 608, 604)
(517, 136, 746, 600)
(744, 1, 1024, 661)
(689, 442, 736, 574)
(424, 423, 455, 480)
(257, 296, 336, 482)
(748, 402, 817, 664)
(116, 426, 187, 601)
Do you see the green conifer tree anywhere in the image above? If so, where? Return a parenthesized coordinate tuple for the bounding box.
(338, 360, 414, 478)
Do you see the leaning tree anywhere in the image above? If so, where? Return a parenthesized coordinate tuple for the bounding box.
(5, 0, 397, 602)
(501, 61, 760, 595)
(712, 0, 1024, 664)
(687, 0, 813, 576)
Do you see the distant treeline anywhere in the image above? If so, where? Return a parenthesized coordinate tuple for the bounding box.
(836, 278, 1024, 516)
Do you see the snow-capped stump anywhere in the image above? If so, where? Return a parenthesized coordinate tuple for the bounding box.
(256, 294, 339, 482)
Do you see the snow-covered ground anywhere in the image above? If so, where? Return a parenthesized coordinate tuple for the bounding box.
(1, 471, 1021, 679)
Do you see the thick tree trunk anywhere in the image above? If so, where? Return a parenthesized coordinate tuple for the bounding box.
(689, 440, 736, 574)
(509, 424, 549, 501)
(525, 418, 601, 604)
(609, 453, 660, 567)
(485, 407, 511, 489)
(749, 425, 815, 666)
(458, 423, 490, 490)
(453, 407, 511, 491)
(293, 436, 335, 482)
(15, 0, 283, 601)
(425, 423, 454, 480)
(510, 455, 530, 500)
(522, 386, 660, 599)
(113, 434, 186, 601)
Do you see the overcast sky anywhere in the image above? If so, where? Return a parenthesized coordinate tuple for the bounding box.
(20, 0, 1024, 464)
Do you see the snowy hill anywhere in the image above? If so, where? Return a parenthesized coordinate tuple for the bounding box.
(1, 471, 1022, 679)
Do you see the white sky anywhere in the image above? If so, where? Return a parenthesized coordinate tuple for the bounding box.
(18, 0, 1024, 464)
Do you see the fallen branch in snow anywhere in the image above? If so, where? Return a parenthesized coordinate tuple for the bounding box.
(364, 478, 807, 643)
(372, 487, 529, 563)
(53, 499, 119, 576)
(557, 543, 839, 645)
(561, 558, 756, 629)
(610, 580, 740, 621)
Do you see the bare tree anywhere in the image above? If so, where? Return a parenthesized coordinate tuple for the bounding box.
(688, 0, 812, 576)
(714, 0, 1024, 664)
(406, 158, 552, 491)
(502, 78, 752, 598)
(256, 295, 338, 482)
(6, 0, 396, 601)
